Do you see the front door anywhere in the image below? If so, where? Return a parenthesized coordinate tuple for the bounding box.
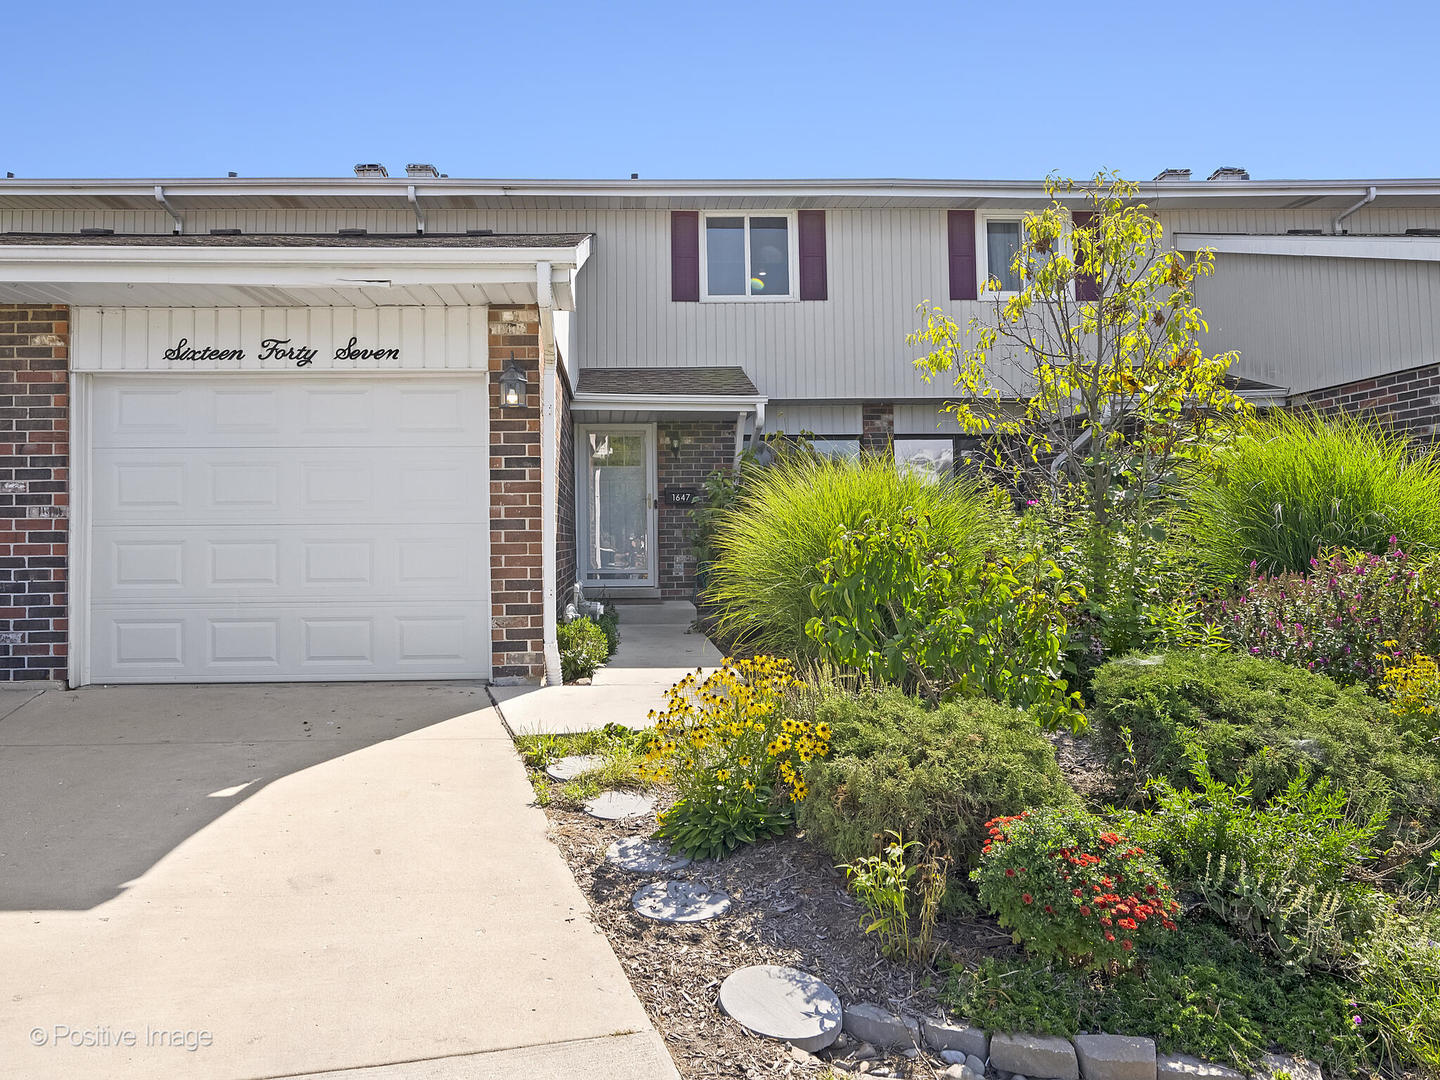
(576, 424, 657, 590)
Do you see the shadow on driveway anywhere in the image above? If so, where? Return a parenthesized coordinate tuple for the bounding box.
(0, 681, 490, 910)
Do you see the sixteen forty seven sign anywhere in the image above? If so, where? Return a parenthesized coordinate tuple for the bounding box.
(161, 337, 401, 366)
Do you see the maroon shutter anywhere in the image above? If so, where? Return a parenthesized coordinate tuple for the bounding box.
(798, 209, 828, 300)
(947, 209, 977, 301)
(1072, 210, 1100, 301)
(671, 210, 700, 302)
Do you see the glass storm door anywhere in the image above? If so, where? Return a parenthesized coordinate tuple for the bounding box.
(577, 424, 657, 588)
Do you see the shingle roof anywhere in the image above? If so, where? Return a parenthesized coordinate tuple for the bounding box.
(575, 366, 760, 397)
(0, 232, 591, 248)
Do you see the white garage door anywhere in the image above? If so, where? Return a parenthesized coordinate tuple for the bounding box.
(86, 375, 491, 682)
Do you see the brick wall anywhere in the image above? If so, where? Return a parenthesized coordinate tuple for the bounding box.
(489, 306, 544, 680)
(657, 418, 736, 600)
(1291, 363, 1440, 437)
(861, 402, 894, 456)
(556, 367, 577, 607)
(0, 305, 69, 682)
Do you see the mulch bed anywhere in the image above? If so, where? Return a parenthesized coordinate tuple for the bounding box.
(537, 783, 1022, 1080)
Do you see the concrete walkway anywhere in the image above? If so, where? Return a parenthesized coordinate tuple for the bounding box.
(492, 601, 725, 735)
(0, 683, 678, 1080)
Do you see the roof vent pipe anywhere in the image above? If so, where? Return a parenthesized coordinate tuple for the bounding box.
(1333, 185, 1377, 235)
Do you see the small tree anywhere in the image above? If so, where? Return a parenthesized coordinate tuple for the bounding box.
(908, 172, 1250, 619)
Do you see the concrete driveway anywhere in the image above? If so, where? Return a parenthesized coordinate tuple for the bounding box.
(0, 683, 677, 1080)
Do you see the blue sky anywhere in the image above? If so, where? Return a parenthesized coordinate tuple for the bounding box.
(14, 0, 1438, 181)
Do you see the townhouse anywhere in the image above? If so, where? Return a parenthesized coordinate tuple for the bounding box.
(0, 168, 1436, 686)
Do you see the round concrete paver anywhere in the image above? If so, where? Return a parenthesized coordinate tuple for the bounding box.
(606, 837, 692, 874)
(631, 880, 731, 923)
(583, 790, 655, 821)
(719, 964, 843, 1052)
(545, 754, 604, 781)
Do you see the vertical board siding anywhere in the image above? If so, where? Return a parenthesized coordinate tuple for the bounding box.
(1194, 253, 1440, 393)
(12, 201, 1440, 403)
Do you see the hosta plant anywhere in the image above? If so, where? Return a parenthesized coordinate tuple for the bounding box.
(972, 807, 1180, 970)
(640, 656, 828, 859)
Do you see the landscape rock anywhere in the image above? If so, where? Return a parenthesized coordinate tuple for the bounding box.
(923, 1018, 990, 1059)
(968, 1054, 988, 1075)
(1255, 1053, 1323, 1080)
(1074, 1034, 1156, 1080)
(1156, 1055, 1245, 1080)
(942, 1049, 969, 1065)
(718, 964, 843, 1053)
(843, 1002, 920, 1048)
(990, 1033, 1080, 1080)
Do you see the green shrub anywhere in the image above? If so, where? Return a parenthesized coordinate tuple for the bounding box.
(943, 920, 1366, 1074)
(796, 688, 1076, 905)
(1354, 906, 1440, 1076)
(595, 605, 621, 657)
(1178, 411, 1440, 582)
(705, 454, 1002, 655)
(1090, 650, 1440, 831)
(806, 511, 1085, 731)
(973, 807, 1180, 970)
(1218, 543, 1440, 689)
(557, 616, 609, 683)
(1126, 752, 1388, 971)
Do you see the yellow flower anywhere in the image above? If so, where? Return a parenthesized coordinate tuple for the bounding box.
(716, 769, 731, 782)
(743, 779, 755, 792)
(738, 756, 751, 767)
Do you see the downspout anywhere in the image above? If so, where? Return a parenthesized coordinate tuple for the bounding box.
(1333, 185, 1377, 235)
(536, 261, 563, 685)
(154, 185, 184, 234)
(407, 184, 426, 234)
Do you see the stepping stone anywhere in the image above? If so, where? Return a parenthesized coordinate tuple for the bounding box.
(583, 790, 654, 820)
(606, 837, 691, 873)
(631, 880, 731, 923)
(545, 754, 604, 781)
(719, 964, 843, 1053)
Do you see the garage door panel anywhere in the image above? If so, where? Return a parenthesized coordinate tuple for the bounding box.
(91, 602, 489, 681)
(86, 374, 491, 683)
(93, 525, 486, 602)
(93, 449, 490, 525)
(93, 378, 489, 449)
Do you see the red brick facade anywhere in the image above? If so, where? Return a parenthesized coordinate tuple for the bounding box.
(861, 402, 894, 455)
(488, 306, 545, 680)
(0, 305, 69, 682)
(656, 417, 736, 600)
(1290, 363, 1440, 437)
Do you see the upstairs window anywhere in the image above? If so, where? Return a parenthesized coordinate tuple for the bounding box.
(985, 219, 1023, 292)
(702, 213, 795, 300)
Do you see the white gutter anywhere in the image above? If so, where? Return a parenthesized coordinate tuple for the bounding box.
(154, 185, 184, 234)
(1333, 185, 1377, 234)
(573, 392, 767, 425)
(536, 260, 563, 686)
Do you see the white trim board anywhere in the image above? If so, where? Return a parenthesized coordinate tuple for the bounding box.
(1175, 233, 1440, 262)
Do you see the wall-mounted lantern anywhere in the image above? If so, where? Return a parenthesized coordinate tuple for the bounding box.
(498, 351, 528, 408)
